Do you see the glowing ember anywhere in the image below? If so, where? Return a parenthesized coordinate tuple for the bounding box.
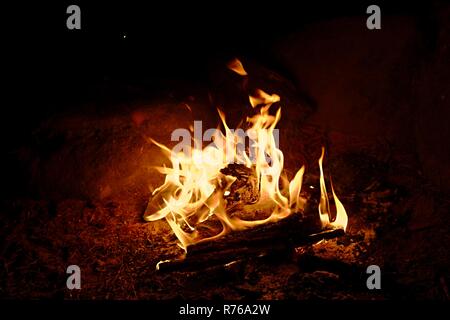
(144, 59, 348, 250)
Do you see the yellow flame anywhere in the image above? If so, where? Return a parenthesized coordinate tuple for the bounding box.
(144, 59, 348, 250)
(331, 179, 348, 231)
(317, 147, 348, 231)
(249, 89, 280, 108)
(289, 165, 305, 211)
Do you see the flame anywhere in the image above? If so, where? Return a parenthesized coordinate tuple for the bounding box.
(227, 58, 248, 76)
(318, 147, 348, 231)
(289, 165, 305, 211)
(144, 59, 348, 250)
(249, 89, 280, 108)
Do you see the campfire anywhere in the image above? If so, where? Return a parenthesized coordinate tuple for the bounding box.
(143, 60, 348, 270)
(4, 1, 450, 301)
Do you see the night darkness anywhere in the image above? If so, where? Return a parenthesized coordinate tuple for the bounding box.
(7, 1, 430, 114)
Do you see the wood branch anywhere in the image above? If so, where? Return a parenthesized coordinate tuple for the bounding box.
(187, 213, 319, 256)
(156, 211, 344, 272)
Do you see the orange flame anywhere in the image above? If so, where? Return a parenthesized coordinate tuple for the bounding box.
(227, 58, 248, 76)
(144, 59, 348, 250)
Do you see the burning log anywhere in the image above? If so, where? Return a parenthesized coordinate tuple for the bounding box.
(156, 212, 344, 272)
(220, 163, 259, 209)
(187, 213, 318, 256)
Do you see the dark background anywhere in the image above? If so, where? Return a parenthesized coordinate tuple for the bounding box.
(2, 0, 437, 195)
(6, 1, 429, 122)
